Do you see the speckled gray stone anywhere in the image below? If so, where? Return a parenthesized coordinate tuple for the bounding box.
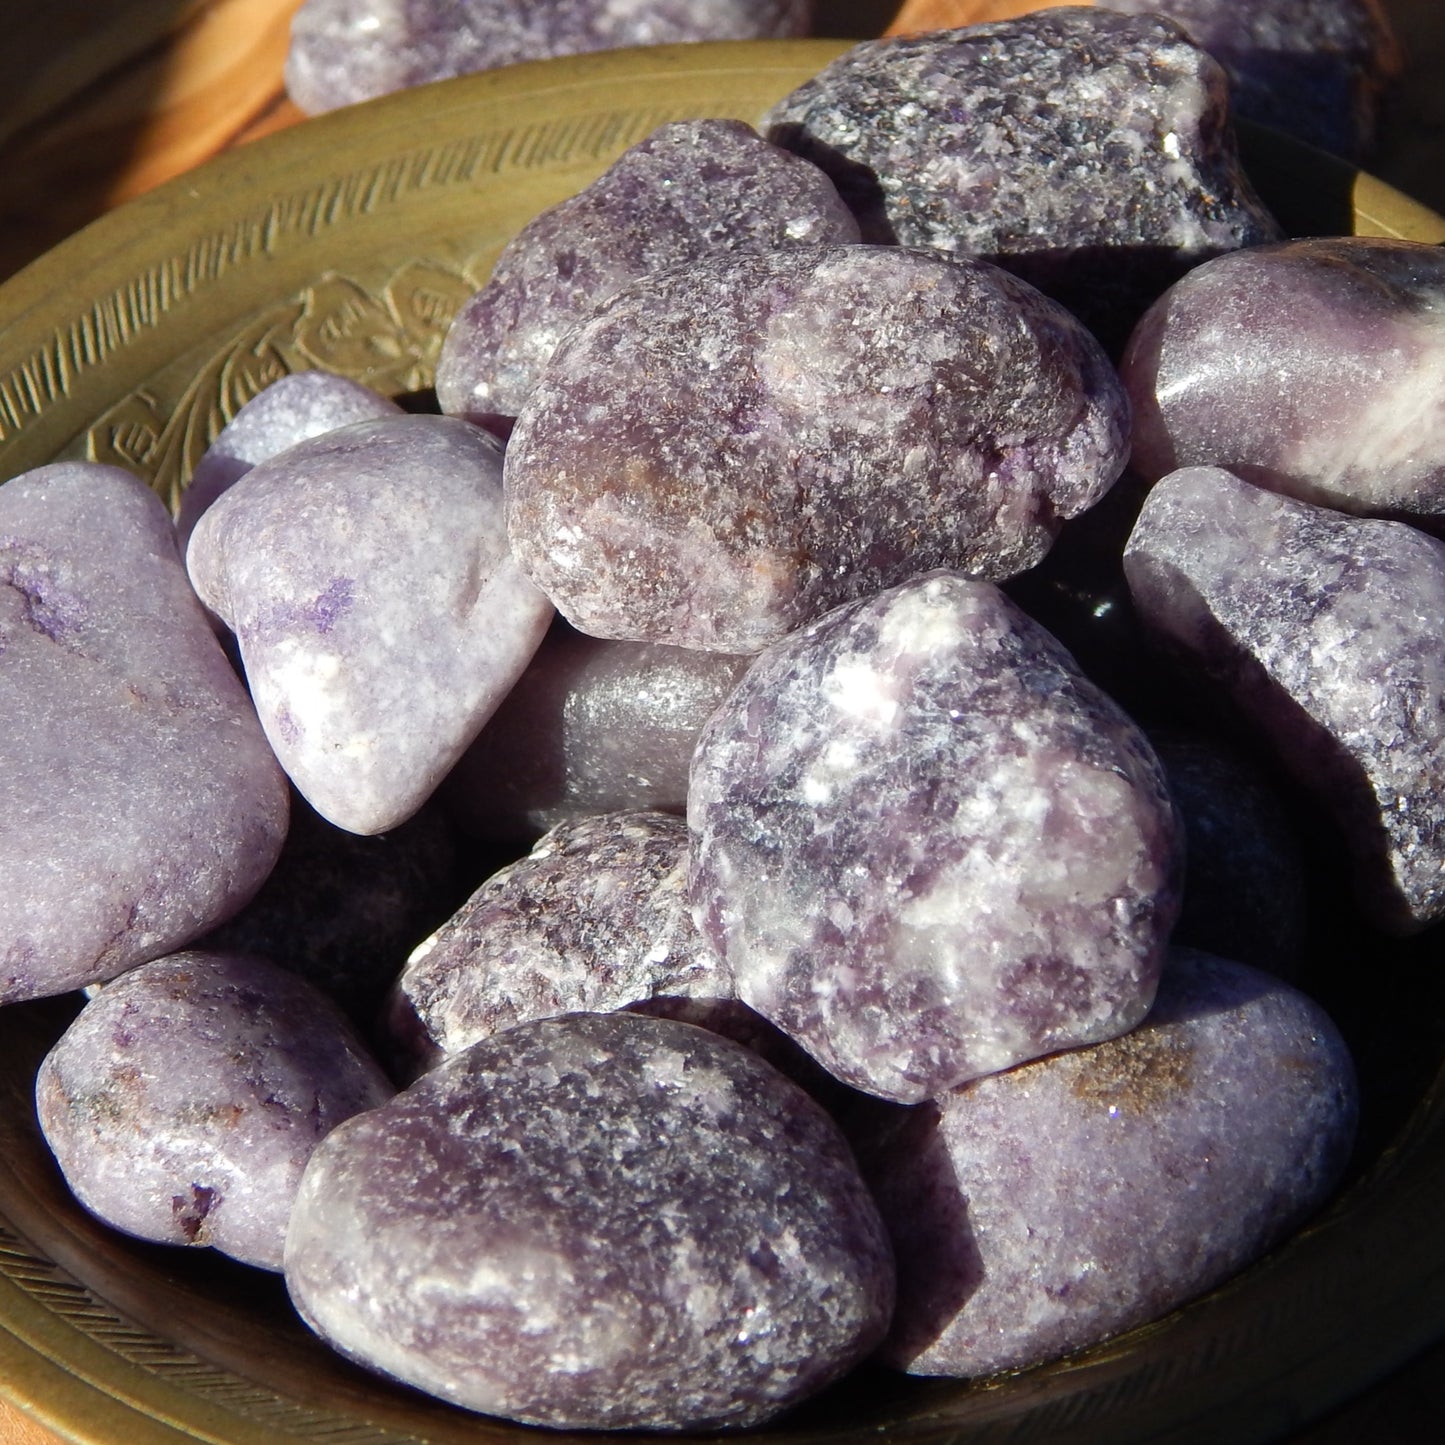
(1123, 239, 1445, 527)
(1, 462, 290, 1004)
(440, 618, 751, 842)
(506, 244, 1129, 653)
(764, 9, 1281, 346)
(859, 949, 1357, 1379)
(286, 0, 814, 113)
(1124, 465, 1445, 934)
(177, 371, 400, 549)
(1102, 0, 1397, 160)
(436, 119, 858, 425)
(285, 1011, 894, 1429)
(689, 570, 1183, 1103)
(187, 414, 553, 835)
(36, 951, 394, 1270)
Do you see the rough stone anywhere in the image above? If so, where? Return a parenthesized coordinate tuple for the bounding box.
(436, 119, 858, 426)
(1124, 465, 1445, 934)
(1123, 238, 1445, 528)
(505, 244, 1128, 653)
(858, 949, 1357, 1379)
(1, 462, 289, 1003)
(36, 950, 394, 1270)
(187, 414, 553, 835)
(688, 570, 1183, 1103)
(284, 1011, 894, 1429)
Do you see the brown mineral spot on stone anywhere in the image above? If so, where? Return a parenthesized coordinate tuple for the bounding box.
(1069, 1027, 1196, 1113)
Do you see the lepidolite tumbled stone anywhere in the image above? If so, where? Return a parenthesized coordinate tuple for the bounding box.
(187, 414, 553, 835)
(506, 244, 1128, 653)
(37, 951, 393, 1270)
(1124, 466, 1445, 934)
(436, 119, 859, 425)
(285, 0, 813, 113)
(1123, 239, 1445, 527)
(441, 618, 752, 842)
(285, 1012, 894, 1429)
(689, 570, 1182, 1103)
(764, 10, 1280, 346)
(860, 949, 1357, 1379)
(1, 463, 289, 1004)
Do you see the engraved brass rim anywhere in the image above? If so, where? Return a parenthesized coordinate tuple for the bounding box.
(2, 38, 1445, 1445)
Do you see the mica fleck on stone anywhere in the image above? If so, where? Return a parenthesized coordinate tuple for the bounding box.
(505, 244, 1128, 654)
(187, 414, 553, 835)
(285, 0, 814, 114)
(688, 570, 1183, 1103)
(440, 617, 751, 842)
(285, 1011, 894, 1430)
(764, 9, 1281, 348)
(1123, 238, 1445, 528)
(436, 119, 859, 426)
(1124, 465, 1445, 934)
(36, 951, 394, 1271)
(859, 949, 1357, 1380)
(1103, 0, 1398, 160)
(176, 371, 400, 550)
(1, 463, 290, 1004)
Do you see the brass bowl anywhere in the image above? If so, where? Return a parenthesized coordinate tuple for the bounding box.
(3, 39, 1445, 1445)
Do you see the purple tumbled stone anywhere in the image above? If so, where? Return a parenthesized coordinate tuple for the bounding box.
(285, 0, 814, 114)
(1102, 0, 1398, 160)
(1125, 465, 1445, 935)
(436, 119, 858, 426)
(187, 414, 553, 835)
(36, 951, 394, 1271)
(688, 570, 1183, 1104)
(440, 618, 752, 842)
(1, 462, 289, 1003)
(764, 10, 1280, 347)
(176, 371, 401, 549)
(860, 949, 1357, 1379)
(285, 1011, 894, 1429)
(505, 244, 1128, 653)
(1123, 238, 1445, 528)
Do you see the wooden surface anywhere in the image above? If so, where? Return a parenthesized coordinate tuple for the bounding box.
(1, 1, 1444, 1442)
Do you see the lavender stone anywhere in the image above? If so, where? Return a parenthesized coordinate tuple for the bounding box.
(506, 244, 1128, 654)
(689, 570, 1183, 1103)
(1125, 465, 1445, 934)
(1, 463, 289, 1004)
(176, 371, 400, 549)
(860, 949, 1357, 1379)
(764, 10, 1280, 346)
(1103, 0, 1398, 160)
(440, 618, 751, 842)
(436, 119, 858, 426)
(286, 0, 814, 114)
(187, 414, 553, 835)
(36, 951, 394, 1270)
(285, 1011, 894, 1429)
(1123, 239, 1445, 527)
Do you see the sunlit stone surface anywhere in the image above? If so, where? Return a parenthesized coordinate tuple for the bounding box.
(764, 9, 1280, 346)
(286, 0, 814, 113)
(187, 415, 553, 835)
(285, 1012, 894, 1429)
(436, 119, 858, 425)
(440, 618, 751, 842)
(1125, 465, 1445, 934)
(1124, 239, 1445, 526)
(1, 463, 289, 1003)
(860, 949, 1357, 1379)
(37, 951, 393, 1270)
(506, 245, 1128, 653)
(689, 570, 1182, 1103)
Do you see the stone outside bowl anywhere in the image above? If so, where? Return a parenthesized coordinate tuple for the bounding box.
(2, 38, 1445, 1445)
